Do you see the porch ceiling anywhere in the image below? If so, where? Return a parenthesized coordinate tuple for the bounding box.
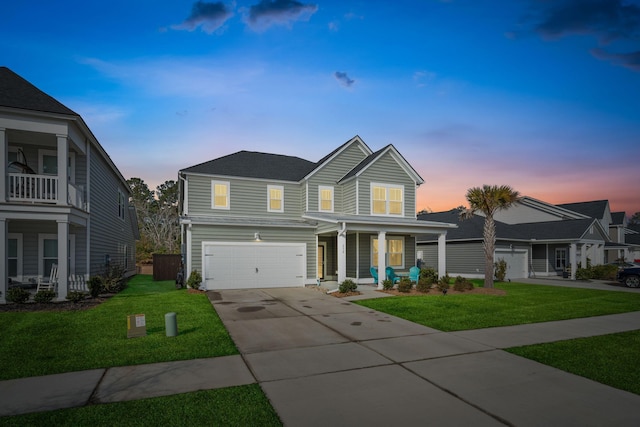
(303, 213, 456, 235)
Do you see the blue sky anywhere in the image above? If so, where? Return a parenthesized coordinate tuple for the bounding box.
(2, 0, 639, 216)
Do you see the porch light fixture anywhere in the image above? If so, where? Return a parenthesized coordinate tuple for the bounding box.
(254, 232, 262, 242)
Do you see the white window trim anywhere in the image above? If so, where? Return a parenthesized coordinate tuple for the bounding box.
(371, 235, 405, 269)
(38, 149, 76, 183)
(211, 180, 230, 210)
(8, 233, 23, 281)
(370, 182, 404, 216)
(118, 189, 126, 220)
(555, 248, 567, 270)
(268, 185, 284, 213)
(318, 185, 334, 213)
(38, 233, 76, 277)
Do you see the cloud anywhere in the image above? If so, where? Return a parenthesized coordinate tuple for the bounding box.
(522, 0, 640, 43)
(413, 70, 436, 87)
(244, 0, 318, 31)
(512, 1, 640, 72)
(334, 71, 355, 87)
(591, 47, 640, 71)
(172, 1, 234, 34)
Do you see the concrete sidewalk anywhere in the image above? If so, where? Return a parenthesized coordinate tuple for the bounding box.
(1, 286, 640, 426)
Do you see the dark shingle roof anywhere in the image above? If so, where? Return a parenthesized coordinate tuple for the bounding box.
(417, 210, 596, 242)
(611, 212, 626, 225)
(180, 150, 317, 181)
(0, 67, 78, 116)
(557, 200, 608, 219)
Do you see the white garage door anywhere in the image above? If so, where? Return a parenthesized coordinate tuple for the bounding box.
(203, 242, 306, 290)
(494, 250, 528, 280)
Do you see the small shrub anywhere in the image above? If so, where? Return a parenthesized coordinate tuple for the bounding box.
(87, 276, 104, 298)
(186, 270, 203, 290)
(7, 287, 30, 304)
(592, 264, 618, 280)
(575, 268, 592, 280)
(382, 279, 394, 290)
(494, 259, 508, 282)
(339, 279, 358, 293)
(416, 277, 432, 293)
(420, 267, 438, 283)
(437, 275, 451, 292)
(453, 276, 473, 292)
(66, 291, 86, 303)
(397, 277, 412, 293)
(102, 265, 127, 293)
(34, 290, 56, 303)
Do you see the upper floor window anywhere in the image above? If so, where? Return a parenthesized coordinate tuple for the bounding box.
(211, 181, 230, 210)
(371, 183, 404, 216)
(118, 190, 126, 220)
(268, 185, 284, 212)
(38, 149, 75, 183)
(319, 186, 334, 212)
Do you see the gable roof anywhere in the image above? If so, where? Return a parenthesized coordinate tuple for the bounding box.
(417, 209, 605, 243)
(611, 212, 627, 226)
(339, 144, 424, 184)
(0, 67, 78, 116)
(180, 150, 317, 181)
(557, 200, 609, 220)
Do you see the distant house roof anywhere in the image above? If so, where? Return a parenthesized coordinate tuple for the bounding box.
(180, 150, 317, 181)
(0, 67, 78, 116)
(611, 212, 627, 226)
(417, 209, 600, 243)
(556, 200, 609, 220)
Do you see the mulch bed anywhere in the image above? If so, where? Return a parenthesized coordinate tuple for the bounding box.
(0, 296, 113, 312)
(330, 287, 507, 298)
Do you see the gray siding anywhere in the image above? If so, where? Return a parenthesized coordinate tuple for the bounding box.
(88, 144, 137, 276)
(190, 224, 316, 280)
(357, 152, 417, 218)
(419, 242, 485, 276)
(306, 143, 368, 213)
(187, 174, 302, 219)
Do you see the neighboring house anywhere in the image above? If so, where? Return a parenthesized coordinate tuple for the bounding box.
(0, 67, 139, 303)
(627, 224, 640, 262)
(417, 197, 622, 281)
(178, 136, 456, 290)
(609, 212, 639, 263)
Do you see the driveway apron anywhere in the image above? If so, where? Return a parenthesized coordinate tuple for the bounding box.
(211, 287, 640, 426)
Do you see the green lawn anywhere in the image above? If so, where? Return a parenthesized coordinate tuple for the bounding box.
(0, 385, 282, 427)
(0, 275, 237, 380)
(354, 282, 640, 331)
(507, 330, 640, 395)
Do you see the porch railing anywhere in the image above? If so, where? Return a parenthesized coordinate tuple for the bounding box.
(7, 173, 85, 209)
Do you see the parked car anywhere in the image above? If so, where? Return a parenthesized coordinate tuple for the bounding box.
(617, 266, 640, 288)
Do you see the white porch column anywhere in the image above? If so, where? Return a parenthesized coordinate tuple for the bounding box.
(377, 231, 386, 289)
(0, 219, 6, 304)
(569, 243, 577, 280)
(186, 223, 192, 275)
(580, 244, 587, 269)
(438, 232, 447, 276)
(57, 135, 68, 206)
(337, 223, 347, 283)
(0, 128, 6, 202)
(57, 220, 69, 301)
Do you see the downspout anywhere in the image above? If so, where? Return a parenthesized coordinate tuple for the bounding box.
(329, 222, 348, 293)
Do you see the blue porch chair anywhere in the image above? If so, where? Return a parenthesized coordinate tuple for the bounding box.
(370, 267, 378, 283)
(385, 266, 401, 284)
(409, 266, 420, 283)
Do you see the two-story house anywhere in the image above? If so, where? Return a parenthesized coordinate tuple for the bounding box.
(0, 67, 138, 303)
(178, 136, 456, 290)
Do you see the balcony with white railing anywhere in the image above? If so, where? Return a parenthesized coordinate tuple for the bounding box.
(7, 173, 86, 209)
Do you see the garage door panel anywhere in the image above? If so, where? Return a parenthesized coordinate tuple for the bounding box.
(495, 251, 527, 280)
(203, 243, 305, 290)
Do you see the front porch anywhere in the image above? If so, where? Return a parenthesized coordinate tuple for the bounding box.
(307, 213, 456, 289)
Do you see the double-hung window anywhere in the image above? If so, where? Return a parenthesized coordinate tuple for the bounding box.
(372, 236, 405, 268)
(8, 233, 22, 279)
(555, 248, 567, 270)
(38, 234, 76, 277)
(319, 186, 334, 212)
(371, 183, 404, 216)
(268, 185, 284, 212)
(118, 190, 126, 220)
(211, 181, 230, 209)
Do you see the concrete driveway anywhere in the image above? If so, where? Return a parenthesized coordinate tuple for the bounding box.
(210, 287, 640, 427)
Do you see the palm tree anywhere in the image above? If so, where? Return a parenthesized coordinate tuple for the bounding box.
(460, 185, 521, 288)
